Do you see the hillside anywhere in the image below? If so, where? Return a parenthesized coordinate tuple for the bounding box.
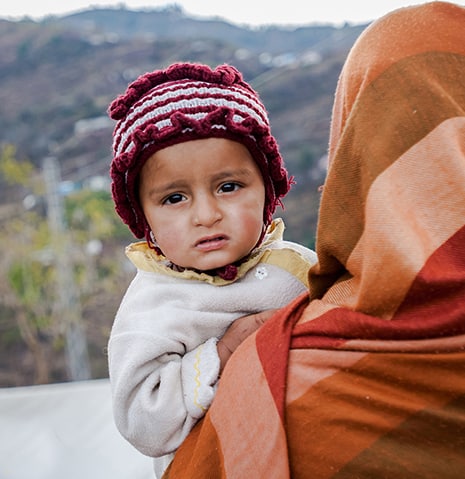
(0, 6, 366, 386)
(0, 6, 364, 181)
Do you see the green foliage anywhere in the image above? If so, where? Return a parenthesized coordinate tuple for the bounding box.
(7, 260, 53, 327)
(64, 188, 132, 242)
(0, 147, 135, 385)
(9, 261, 42, 305)
(0, 144, 34, 186)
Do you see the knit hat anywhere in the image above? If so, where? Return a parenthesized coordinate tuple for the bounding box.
(109, 62, 291, 239)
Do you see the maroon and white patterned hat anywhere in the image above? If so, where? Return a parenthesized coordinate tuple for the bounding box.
(109, 62, 291, 239)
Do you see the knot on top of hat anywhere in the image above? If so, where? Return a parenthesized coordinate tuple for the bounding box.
(164, 62, 243, 87)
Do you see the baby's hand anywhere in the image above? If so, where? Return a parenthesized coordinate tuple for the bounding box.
(217, 309, 278, 371)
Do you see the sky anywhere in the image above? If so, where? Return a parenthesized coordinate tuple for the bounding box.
(0, 0, 446, 27)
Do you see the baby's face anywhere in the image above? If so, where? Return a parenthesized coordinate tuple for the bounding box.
(139, 138, 265, 271)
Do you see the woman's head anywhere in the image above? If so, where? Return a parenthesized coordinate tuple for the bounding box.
(310, 1, 465, 316)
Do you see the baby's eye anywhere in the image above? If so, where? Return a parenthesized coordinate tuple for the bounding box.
(219, 182, 241, 193)
(163, 193, 186, 205)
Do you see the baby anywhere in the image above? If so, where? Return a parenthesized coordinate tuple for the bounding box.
(107, 62, 317, 477)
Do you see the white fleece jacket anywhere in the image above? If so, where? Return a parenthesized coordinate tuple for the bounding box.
(108, 219, 316, 477)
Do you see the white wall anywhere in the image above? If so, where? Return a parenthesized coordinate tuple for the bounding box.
(0, 379, 154, 479)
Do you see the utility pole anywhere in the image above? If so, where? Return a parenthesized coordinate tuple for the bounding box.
(43, 156, 91, 381)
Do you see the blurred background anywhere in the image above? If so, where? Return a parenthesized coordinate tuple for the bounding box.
(0, 0, 372, 389)
(0, 1, 439, 477)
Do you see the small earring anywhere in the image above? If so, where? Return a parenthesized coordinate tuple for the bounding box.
(149, 230, 157, 245)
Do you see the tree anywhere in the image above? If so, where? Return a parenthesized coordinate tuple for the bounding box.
(0, 145, 133, 385)
(0, 144, 53, 384)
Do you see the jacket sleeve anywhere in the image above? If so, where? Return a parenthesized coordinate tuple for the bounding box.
(108, 272, 222, 458)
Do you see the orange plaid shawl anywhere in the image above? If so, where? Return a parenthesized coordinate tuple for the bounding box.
(164, 2, 465, 477)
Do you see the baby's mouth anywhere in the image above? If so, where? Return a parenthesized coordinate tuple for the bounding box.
(195, 235, 228, 250)
(198, 235, 223, 244)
